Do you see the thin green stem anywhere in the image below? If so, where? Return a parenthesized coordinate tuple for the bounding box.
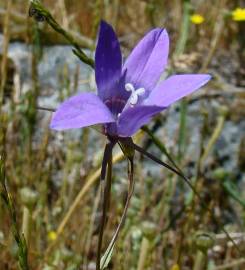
(178, 99, 188, 162)
(141, 126, 178, 168)
(0, 156, 30, 270)
(22, 207, 31, 246)
(174, 0, 191, 162)
(200, 111, 226, 169)
(100, 157, 135, 269)
(175, 0, 191, 56)
(96, 143, 113, 270)
(29, 0, 94, 68)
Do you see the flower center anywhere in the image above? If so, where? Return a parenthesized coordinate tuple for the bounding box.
(104, 97, 126, 117)
(125, 83, 145, 106)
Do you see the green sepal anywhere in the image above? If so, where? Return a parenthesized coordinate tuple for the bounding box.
(118, 137, 135, 161)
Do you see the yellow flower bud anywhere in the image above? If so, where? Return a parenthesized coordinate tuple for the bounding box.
(232, 8, 245, 21)
(48, 231, 57, 241)
(170, 264, 180, 270)
(190, 14, 205, 24)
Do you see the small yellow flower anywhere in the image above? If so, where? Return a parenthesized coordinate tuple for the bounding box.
(190, 14, 205, 24)
(170, 264, 180, 270)
(232, 8, 245, 21)
(48, 231, 57, 241)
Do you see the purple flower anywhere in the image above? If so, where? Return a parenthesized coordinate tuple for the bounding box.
(50, 21, 211, 138)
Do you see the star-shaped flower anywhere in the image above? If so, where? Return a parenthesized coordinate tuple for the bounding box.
(50, 21, 211, 138)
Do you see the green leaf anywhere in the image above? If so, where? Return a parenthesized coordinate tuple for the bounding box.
(100, 241, 115, 270)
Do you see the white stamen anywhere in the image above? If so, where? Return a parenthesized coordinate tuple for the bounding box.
(125, 83, 146, 106)
(125, 83, 135, 92)
(135, 87, 145, 96)
(129, 93, 139, 105)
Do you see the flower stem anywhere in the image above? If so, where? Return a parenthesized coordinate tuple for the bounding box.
(96, 142, 113, 270)
(22, 206, 31, 246)
(175, 0, 191, 56)
(141, 126, 178, 168)
(100, 157, 135, 269)
(193, 251, 206, 270)
(178, 98, 188, 162)
(200, 107, 227, 169)
(137, 237, 150, 270)
(29, 0, 94, 68)
(174, 0, 191, 162)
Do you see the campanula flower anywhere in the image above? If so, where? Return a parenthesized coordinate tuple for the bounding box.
(50, 21, 211, 138)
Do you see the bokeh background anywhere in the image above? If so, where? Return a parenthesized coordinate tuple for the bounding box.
(0, 0, 244, 269)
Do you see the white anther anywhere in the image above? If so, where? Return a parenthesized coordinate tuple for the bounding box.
(135, 87, 145, 96)
(129, 93, 139, 105)
(125, 83, 146, 106)
(125, 83, 135, 92)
